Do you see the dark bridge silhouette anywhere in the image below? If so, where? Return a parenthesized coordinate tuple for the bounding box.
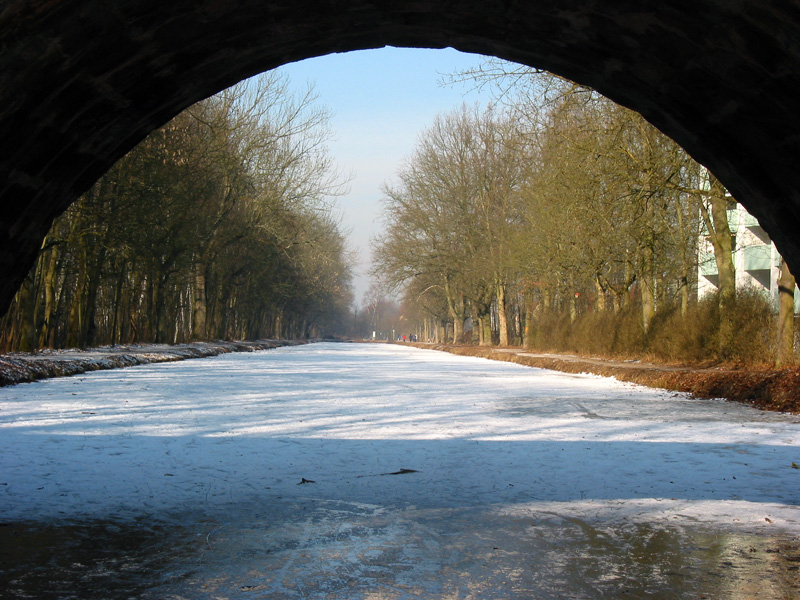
(2, 0, 800, 312)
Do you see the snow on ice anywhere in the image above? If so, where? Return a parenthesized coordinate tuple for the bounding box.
(1, 341, 799, 531)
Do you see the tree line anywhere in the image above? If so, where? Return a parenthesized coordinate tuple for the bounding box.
(0, 73, 353, 351)
(371, 65, 796, 365)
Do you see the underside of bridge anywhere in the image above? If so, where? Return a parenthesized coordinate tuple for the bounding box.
(1, 0, 799, 313)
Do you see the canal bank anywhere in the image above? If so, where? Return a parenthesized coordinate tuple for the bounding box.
(0, 339, 308, 387)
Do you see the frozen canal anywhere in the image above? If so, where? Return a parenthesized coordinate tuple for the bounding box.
(1, 342, 799, 598)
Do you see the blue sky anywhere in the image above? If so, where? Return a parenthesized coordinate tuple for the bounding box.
(276, 47, 492, 304)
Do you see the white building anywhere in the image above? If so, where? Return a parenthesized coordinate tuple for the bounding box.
(698, 202, 798, 310)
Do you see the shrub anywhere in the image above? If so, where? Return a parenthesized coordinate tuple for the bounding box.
(646, 297, 718, 363)
(525, 288, 777, 367)
(719, 288, 775, 364)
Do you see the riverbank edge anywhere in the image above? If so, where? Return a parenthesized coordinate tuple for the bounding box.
(0, 339, 307, 387)
(420, 344, 800, 414)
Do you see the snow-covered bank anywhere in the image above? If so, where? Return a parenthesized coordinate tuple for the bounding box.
(0, 339, 307, 387)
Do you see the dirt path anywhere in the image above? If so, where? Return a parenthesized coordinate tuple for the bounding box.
(422, 344, 800, 414)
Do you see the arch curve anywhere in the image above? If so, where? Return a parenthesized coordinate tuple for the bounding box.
(2, 0, 800, 311)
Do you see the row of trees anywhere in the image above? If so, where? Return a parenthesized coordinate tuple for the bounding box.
(372, 65, 795, 365)
(0, 73, 353, 351)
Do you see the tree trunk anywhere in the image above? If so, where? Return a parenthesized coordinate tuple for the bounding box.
(569, 292, 577, 323)
(15, 278, 35, 352)
(452, 315, 463, 344)
(710, 201, 735, 301)
(38, 244, 59, 348)
(680, 275, 690, 317)
(477, 314, 491, 346)
(594, 277, 606, 312)
(192, 262, 208, 340)
(640, 191, 656, 334)
(621, 260, 633, 311)
(81, 258, 104, 347)
(708, 177, 736, 357)
(444, 279, 465, 344)
(641, 274, 655, 333)
(66, 258, 87, 348)
(776, 259, 796, 366)
(110, 261, 126, 345)
(524, 293, 540, 349)
(496, 282, 509, 346)
(153, 279, 170, 344)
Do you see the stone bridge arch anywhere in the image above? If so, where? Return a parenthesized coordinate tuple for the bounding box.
(2, 1, 800, 312)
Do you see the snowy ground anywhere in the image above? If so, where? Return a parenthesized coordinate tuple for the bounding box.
(1, 342, 799, 598)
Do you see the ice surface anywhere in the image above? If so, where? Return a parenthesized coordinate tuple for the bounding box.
(1, 342, 798, 530)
